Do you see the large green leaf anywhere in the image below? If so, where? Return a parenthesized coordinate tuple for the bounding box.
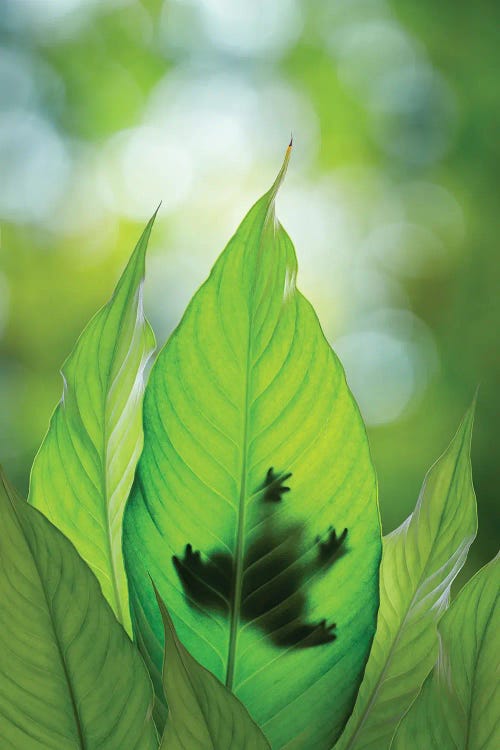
(29, 216, 156, 633)
(0, 467, 158, 750)
(123, 146, 381, 749)
(154, 584, 271, 750)
(392, 553, 500, 750)
(335, 404, 477, 750)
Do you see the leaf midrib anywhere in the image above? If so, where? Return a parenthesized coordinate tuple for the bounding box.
(9, 493, 87, 749)
(101, 258, 143, 627)
(225, 203, 276, 690)
(102, 302, 132, 626)
(463, 588, 496, 750)
(165, 611, 217, 749)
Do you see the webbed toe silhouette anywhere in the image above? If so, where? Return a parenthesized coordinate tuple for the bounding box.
(272, 617, 337, 648)
(316, 526, 348, 567)
(173, 544, 232, 611)
(262, 467, 292, 503)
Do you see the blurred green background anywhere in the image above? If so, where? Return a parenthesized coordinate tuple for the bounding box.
(0, 0, 498, 582)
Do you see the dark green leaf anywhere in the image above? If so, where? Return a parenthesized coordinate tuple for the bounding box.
(154, 584, 271, 750)
(0, 468, 157, 750)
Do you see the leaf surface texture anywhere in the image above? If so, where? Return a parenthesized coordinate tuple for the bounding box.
(335, 405, 477, 750)
(155, 585, 271, 750)
(124, 150, 381, 749)
(29, 217, 156, 631)
(0, 469, 157, 750)
(393, 554, 499, 750)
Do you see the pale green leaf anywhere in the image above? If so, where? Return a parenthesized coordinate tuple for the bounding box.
(335, 404, 478, 750)
(154, 584, 271, 750)
(0, 468, 158, 750)
(123, 146, 381, 749)
(29, 216, 156, 632)
(392, 554, 500, 750)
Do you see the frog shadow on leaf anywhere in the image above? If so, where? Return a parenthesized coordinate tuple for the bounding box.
(172, 467, 349, 649)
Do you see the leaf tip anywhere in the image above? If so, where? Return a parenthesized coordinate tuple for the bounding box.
(149, 574, 170, 625)
(463, 390, 479, 437)
(471, 384, 480, 410)
(268, 137, 293, 200)
(0, 465, 20, 504)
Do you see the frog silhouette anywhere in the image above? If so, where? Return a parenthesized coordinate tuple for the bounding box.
(172, 467, 348, 649)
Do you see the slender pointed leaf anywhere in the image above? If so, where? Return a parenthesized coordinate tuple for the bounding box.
(29, 217, 156, 632)
(0, 468, 157, 750)
(154, 584, 271, 750)
(392, 554, 500, 750)
(335, 404, 477, 750)
(123, 147, 382, 749)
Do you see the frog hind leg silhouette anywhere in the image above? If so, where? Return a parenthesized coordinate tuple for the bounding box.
(243, 468, 347, 648)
